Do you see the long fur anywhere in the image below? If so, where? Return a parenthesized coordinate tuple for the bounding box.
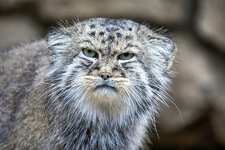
(0, 18, 176, 150)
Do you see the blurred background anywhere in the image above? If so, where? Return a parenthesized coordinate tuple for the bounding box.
(0, 0, 224, 149)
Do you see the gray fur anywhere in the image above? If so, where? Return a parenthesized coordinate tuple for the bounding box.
(0, 18, 176, 150)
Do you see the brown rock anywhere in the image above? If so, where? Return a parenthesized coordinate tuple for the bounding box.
(209, 56, 225, 146)
(0, 0, 36, 10)
(158, 31, 225, 146)
(158, 32, 214, 133)
(195, 0, 225, 52)
(0, 15, 43, 50)
(38, 0, 192, 26)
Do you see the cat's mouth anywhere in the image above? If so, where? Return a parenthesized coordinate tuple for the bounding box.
(95, 84, 117, 92)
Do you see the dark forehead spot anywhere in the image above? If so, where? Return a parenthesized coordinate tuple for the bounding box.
(125, 36, 132, 41)
(105, 27, 119, 32)
(90, 24, 95, 29)
(99, 32, 105, 36)
(128, 28, 132, 31)
(100, 23, 107, 27)
(90, 31, 96, 36)
(110, 27, 119, 32)
(106, 27, 110, 32)
(101, 40, 105, 44)
(107, 35, 114, 42)
(116, 33, 122, 38)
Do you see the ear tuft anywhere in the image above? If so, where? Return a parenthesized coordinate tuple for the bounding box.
(47, 30, 71, 54)
(148, 36, 177, 70)
(166, 43, 177, 70)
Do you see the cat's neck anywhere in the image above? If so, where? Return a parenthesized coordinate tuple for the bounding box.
(45, 97, 148, 149)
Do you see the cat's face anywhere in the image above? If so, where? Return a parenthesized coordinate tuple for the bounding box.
(47, 18, 176, 118)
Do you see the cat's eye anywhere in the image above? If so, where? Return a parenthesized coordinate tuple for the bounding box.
(118, 53, 134, 60)
(82, 48, 98, 58)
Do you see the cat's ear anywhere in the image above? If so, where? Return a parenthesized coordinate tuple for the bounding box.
(149, 36, 177, 70)
(167, 41, 177, 70)
(139, 27, 177, 70)
(47, 29, 72, 55)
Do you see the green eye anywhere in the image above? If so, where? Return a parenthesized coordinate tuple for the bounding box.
(118, 53, 134, 60)
(82, 48, 98, 58)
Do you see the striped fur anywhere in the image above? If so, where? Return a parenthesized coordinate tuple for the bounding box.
(0, 18, 176, 150)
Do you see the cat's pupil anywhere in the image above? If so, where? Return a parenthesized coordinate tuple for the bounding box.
(88, 50, 92, 53)
(124, 53, 129, 57)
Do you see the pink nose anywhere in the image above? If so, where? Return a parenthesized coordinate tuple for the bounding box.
(99, 72, 112, 80)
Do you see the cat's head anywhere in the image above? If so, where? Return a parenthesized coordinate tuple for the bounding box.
(47, 18, 176, 120)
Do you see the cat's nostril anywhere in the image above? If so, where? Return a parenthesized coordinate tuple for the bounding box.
(99, 72, 112, 80)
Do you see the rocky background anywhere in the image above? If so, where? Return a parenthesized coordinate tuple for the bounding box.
(0, 0, 225, 149)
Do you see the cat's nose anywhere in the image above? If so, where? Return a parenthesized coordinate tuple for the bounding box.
(99, 72, 112, 80)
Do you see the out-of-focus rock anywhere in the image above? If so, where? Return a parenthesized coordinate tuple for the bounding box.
(38, 0, 192, 26)
(195, 0, 225, 52)
(210, 57, 225, 146)
(211, 112, 225, 146)
(0, 0, 36, 10)
(158, 31, 225, 146)
(0, 15, 43, 50)
(158, 32, 215, 133)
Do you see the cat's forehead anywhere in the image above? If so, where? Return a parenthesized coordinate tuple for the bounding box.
(76, 18, 142, 53)
(82, 18, 140, 32)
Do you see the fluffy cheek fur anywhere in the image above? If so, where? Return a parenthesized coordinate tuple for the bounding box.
(65, 61, 153, 119)
(71, 74, 131, 115)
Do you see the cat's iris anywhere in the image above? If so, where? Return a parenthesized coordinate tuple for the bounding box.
(82, 48, 98, 58)
(118, 53, 134, 60)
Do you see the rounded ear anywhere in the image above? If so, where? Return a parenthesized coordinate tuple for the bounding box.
(138, 27, 177, 71)
(47, 29, 72, 55)
(166, 43, 177, 70)
(150, 36, 177, 70)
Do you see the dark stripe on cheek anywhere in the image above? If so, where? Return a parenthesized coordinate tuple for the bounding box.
(121, 61, 136, 66)
(123, 66, 134, 70)
(87, 62, 100, 74)
(81, 62, 92, 68)
(65, 69, 78, 87)
(136, 59, 146, 68)
(121, 61, 136, 70)
(78, 56, 93, 64)
(49, 70, 66, 87)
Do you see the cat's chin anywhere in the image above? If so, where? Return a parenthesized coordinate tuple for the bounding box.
(90, 87, 118, 101)
(86, 85, 124, 105)
(95, 84, 117, 93)
(85, 90, 127, 117)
